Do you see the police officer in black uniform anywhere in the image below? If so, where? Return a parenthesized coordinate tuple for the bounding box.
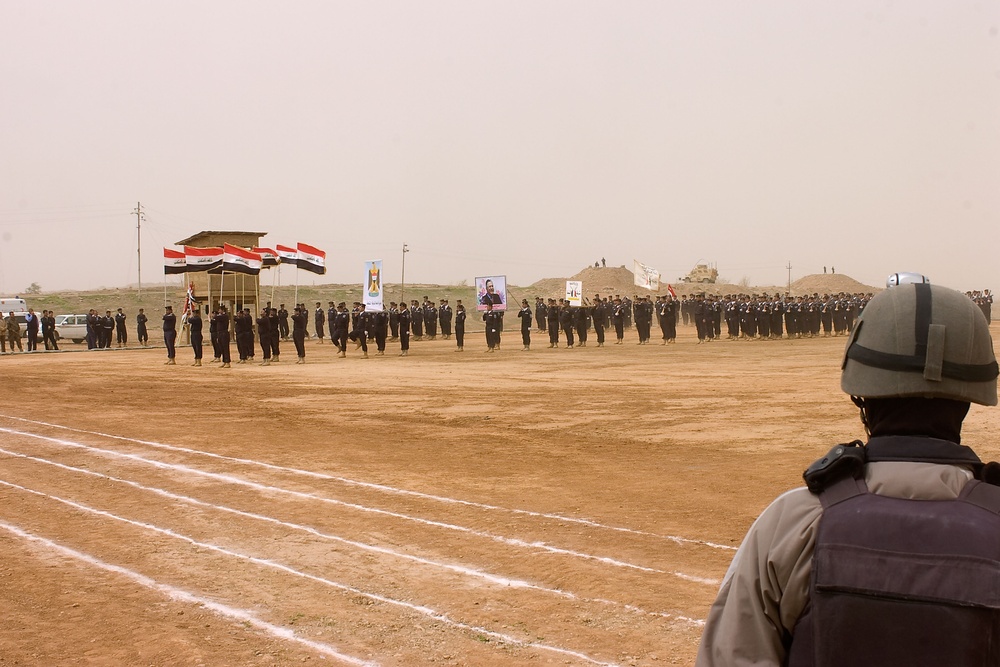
(115, 308, 128, 348)
(291, 305, 307, 363)
(388, 302, 399, 340)
(333, 302, 350, 358)
(547, 298, 560, 348)
(454, 301, 465, 352)
(372, 307, 388, 355)
(314, 301, 325, 343)
(136, 308, 148, 347)
(517, 299, 532, 351)
(439, 299, 453, 339)
(189, 308, 203, 366)
(398, 302, 411, 356)
(216, 305, 232, 368)
(162, 306, 177, 365)
(559, 301, 575, 348)
(268, 307, 281, 362)
(257, 307, 272, 366)
(277, 304, 289, 340)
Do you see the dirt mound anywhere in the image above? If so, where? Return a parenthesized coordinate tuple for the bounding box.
(791, 274, 879, 295)
(520, 266, 640, 300)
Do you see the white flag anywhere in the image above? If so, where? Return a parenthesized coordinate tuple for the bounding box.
(633, 259, 660, 291)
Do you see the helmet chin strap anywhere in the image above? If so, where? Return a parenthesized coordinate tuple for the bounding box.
(851, 395, 871, 438)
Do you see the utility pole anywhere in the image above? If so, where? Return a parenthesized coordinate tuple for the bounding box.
(786, 261, 792, 292)
(133, 202, 144, 298)
(400, 243, 409, 305)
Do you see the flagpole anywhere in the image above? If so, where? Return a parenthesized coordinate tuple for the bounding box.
(294, 268, 299, 309)
(270, 266, 276, 307)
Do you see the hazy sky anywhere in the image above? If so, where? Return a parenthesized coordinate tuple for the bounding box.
(1, 1, 997, 293)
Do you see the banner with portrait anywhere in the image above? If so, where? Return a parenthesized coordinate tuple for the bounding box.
(475, 275, 507, 311)
(565, 280, 583, 306)
(364, 260, 384, 311)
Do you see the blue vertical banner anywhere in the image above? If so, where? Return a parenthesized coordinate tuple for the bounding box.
(364, 260, 384, 311)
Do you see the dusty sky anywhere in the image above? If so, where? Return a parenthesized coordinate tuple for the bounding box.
(1, 1, 997, 293)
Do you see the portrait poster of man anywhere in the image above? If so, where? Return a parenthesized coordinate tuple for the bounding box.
(475, 275, 507, 311)
(565, 280, 583, 307)
(364, 260, 384, 311)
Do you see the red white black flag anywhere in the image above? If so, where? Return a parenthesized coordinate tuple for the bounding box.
(297, 242, 326, 275)
(251, 247, 279, 268)
(222, 244, 262, 275)
(163, 248, 186, 275)
(184, 246, 223, 272)
(276, 244, 299, 267)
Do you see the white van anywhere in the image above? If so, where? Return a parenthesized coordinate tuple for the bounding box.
(54, 314, 88, 343)
(0, 298, 27, 313)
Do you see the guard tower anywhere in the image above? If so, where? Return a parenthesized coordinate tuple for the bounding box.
(175, 231, 267, 313)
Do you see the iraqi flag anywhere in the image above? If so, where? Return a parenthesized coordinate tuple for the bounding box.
(163, 248, 186, 275)
(276, 244, 299, 267)
(667, 284, 677, 298)
(184, 246, 223, 272)
(223, 244, 262, 275)
(252, 247, 279, 268)
(297, 242, 326, 275)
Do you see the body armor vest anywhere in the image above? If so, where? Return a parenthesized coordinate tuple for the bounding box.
(788, 437, 1000, 666)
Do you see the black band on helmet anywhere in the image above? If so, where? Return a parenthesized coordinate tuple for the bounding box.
(846, 283, 999, 383)
(846, 343, 1000, 382)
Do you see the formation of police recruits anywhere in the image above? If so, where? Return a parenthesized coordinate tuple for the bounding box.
(8, 287, 995, 363)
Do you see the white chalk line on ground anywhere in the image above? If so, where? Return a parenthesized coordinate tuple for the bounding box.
(0, 414, 735, 552)
(0, 445, 705, 627)
(0, 478, 622, 667)
(0, 425, 718, 586)
(0, 520, 378, 666)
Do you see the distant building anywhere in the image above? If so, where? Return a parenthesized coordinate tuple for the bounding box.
(175, 231, 267, 312)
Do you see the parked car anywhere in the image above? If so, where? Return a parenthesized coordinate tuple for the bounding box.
(54, 314, 89, 343)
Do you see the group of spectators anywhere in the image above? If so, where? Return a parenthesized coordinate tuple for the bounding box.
(82, 308, 150, 349)
(2, 309, 57, 354)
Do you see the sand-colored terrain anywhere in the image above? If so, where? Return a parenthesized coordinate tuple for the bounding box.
(1, 316, 997, 666)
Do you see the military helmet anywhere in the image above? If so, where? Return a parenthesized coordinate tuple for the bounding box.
(841, 283, 998, 405)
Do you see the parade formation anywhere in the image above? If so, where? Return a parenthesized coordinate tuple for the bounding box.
(0, 286, 994, 364)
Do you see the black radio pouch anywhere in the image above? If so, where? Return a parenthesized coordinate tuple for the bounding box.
(803, 440, 867, 494)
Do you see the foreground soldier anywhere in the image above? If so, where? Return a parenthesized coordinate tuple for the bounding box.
(697, 281, 1000, 666)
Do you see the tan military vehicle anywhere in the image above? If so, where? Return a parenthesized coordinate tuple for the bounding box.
(681, 263, 718, 284)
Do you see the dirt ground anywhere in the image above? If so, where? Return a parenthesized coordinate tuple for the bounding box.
(1, 322, 998, 666)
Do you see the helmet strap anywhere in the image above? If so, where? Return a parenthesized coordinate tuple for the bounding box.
(851, 395, 871, 438)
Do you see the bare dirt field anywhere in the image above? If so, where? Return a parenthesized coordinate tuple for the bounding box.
(2, 321, 998, 666)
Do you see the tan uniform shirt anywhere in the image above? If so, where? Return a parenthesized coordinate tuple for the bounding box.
(696, 461, 974, 667)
